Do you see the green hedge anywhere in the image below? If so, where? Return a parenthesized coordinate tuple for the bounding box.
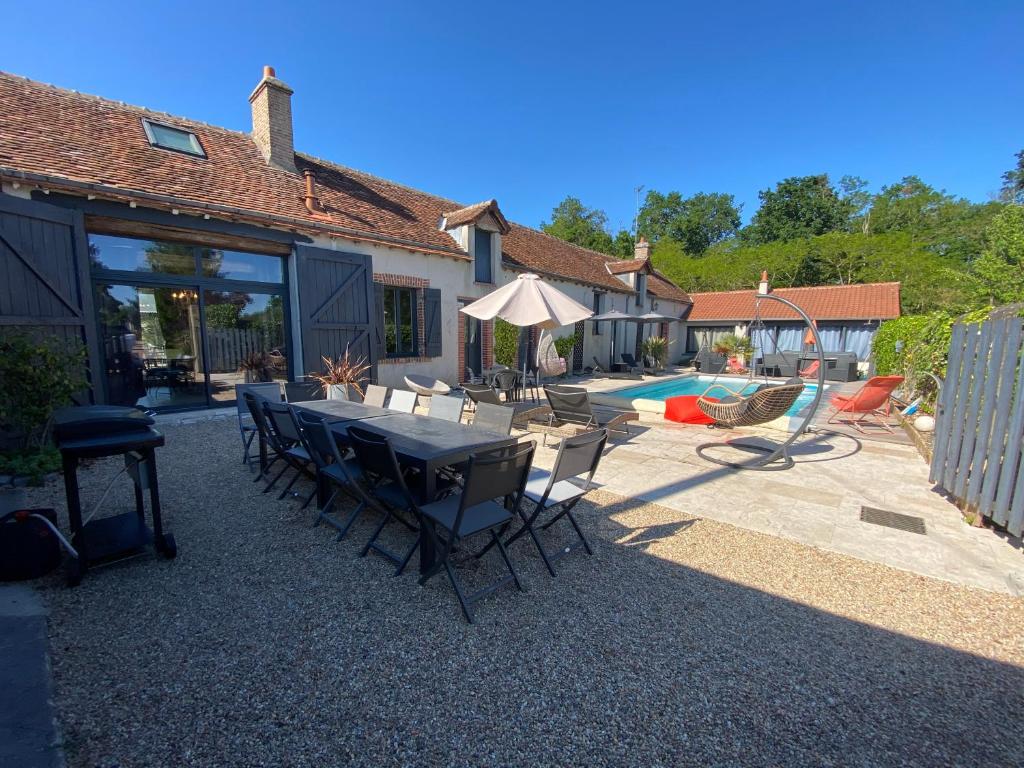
(493, 318, 519, 367)
(872, 307, 992, 402)
(553, 335, 575, 361)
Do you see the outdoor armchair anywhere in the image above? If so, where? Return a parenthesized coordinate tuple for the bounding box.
(417, 441, 536, 623)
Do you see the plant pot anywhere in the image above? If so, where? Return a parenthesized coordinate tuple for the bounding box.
(0, 487, 28, 516)
(326, 384, 352, 401)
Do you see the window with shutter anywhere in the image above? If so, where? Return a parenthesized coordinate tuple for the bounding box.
(424, 288, 443, 357)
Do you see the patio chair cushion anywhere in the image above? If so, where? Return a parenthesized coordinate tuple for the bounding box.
(523, 471, 585, 506)
(664, 395, 718, 425)
(419, 494, 512, 537)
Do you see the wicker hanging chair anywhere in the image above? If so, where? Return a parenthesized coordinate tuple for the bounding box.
(697, 382, 805, 428)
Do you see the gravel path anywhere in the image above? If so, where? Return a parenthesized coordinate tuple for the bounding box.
(28, 418, 1024, 767)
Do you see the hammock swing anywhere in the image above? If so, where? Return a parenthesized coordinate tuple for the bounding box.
(695, 291, 826, 471)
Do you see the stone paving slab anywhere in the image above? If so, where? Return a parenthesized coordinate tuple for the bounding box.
(527, 417, 1024, 595)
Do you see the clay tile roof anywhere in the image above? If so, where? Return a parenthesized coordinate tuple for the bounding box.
(501, 225, 631, 292)
(0, 70, 692, 301)
(606, 257, 649, 275)
(647, 272, 692, 304)
(442, 199, 510, 233)
(686, 282, 901, 321)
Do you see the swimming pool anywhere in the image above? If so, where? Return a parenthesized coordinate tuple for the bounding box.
(602, 375, 823, 418)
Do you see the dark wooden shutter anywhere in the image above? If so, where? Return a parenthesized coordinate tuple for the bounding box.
(295, 245, 376, 375)
(423, 288, 442, 357)
(373, 283, 386, 361)
(0, 194, 102, 400)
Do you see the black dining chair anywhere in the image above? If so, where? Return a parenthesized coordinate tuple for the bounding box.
(345, 426, 423, 575)
(243, 391, 280, 486)
(293, 408, 375, 540)
(262, 401, 317, 507)
(284, 381, 323, 402)
(493, 369, 518, 402)
(495, 428, 608, 576)
(417, 441, 536, 623)
(235, 382, 282, 466)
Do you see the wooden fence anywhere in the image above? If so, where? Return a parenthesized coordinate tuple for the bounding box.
(930, 310, 1024, 537)
(206, 327, 280, 373)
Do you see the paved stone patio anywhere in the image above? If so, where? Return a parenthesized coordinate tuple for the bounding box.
(527, 411, 1024, 595)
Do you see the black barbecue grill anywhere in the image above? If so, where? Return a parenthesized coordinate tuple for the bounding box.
(53, 405, 177, 585)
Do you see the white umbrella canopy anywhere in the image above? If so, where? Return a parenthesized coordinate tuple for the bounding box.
(459, 273, 593, 330)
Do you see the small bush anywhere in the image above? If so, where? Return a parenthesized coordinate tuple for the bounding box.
(0, 446, 61, 485)
(494, 319, 520, 367)
(553, 335, 576, 361)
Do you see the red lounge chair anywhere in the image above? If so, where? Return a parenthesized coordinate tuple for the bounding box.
(798, 359, 820, 378)
(827, 375, 905, 433)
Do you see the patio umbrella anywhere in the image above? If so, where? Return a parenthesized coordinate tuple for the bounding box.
(460, 273, 593, 330)
(632, 311, 680, 364)
(460, 273, 593, 397)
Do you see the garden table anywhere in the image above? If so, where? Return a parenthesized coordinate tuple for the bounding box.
(291, 399, 395, 423)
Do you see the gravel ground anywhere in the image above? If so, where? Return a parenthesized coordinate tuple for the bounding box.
(28, 417, 1024, 768)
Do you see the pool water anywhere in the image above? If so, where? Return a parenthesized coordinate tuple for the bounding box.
(606, 375, 822, 417)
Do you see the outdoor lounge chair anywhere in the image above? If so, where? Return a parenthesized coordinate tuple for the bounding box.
(619, 353, 646, 376)
(697, 381, 805, 428)
(479, 428, 607, 577)
(417, 441, 536, 623)
(591, 357, 642, 380)
(827, 375, 905, 433)
(542, 384, 639, 445)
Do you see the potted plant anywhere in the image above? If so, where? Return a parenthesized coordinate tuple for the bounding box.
(309, 346, 371, 401)
(239, 351, 273, 383)
(641, 336, 669, 371)
(714, 333, 753, 370)
(0, 334, 86, 513)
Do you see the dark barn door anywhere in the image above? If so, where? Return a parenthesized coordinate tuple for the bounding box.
(0, 194, 102, 398)
(295, 245, 376, 377)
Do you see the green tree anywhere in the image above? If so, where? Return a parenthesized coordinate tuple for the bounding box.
(611, 229, 635, 259)
(838, 175, 872, 231)
(1000, 149, 1024, 205)
(743, 175, 847, 244)
(541, 196, 614, 254)
(962, 204, 1024, 305)
(637, 190, 741, 254)
(867, 176, 958, 234)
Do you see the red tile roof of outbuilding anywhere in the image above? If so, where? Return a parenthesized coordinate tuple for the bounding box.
(686, 282, 901, 321)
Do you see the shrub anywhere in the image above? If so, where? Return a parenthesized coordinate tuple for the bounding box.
(872, 307, 993, 402)
(553, 335, 575, 361)
(0, 333, 87, 450)
(641, 336, 669, 367)
(494, 318, 520, 367)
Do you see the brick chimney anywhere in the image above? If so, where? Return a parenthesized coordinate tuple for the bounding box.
(758, 270, 770, 295)
(249, 66, 296, 173)
(634, 236, 650, 261)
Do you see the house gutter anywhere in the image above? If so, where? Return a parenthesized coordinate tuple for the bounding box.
(0, 168, 472, 261)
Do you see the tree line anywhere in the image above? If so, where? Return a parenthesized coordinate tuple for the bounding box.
(541, 150, 1024, 313)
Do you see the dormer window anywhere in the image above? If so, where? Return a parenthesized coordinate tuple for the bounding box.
(636, 273, 647, 306)
(474, 228, 493, 283)
(142, 119, 205, 157)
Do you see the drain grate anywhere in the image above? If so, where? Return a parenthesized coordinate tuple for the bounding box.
(860, 506, 927, 535)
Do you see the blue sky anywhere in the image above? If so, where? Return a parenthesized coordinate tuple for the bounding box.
(4, 1, 1022, 231)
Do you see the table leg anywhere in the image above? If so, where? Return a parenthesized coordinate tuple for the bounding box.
(418, 462, 437, 575)
(62, 453, 82, 535)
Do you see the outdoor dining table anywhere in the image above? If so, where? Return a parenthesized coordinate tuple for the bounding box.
(329, 411, 518, 573)
(291, 398, 395, 423)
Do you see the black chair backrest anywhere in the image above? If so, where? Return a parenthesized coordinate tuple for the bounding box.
(428, 393, 465, 422)
(462, 383, 502, 406)
(292, 408, 341, 470)
(243, 392, 272, 438)
(621, 352, 638, 367)
(455, 441, 536, 535)
(284, 381, 323, 402)
(494, 369, 517, 392)
(543, 384, 595, 425)
(346, 426, 415, 505)
(471, 402, 514, 435)
(264, 400, 303, 444)
(551, 428, 608, 488)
